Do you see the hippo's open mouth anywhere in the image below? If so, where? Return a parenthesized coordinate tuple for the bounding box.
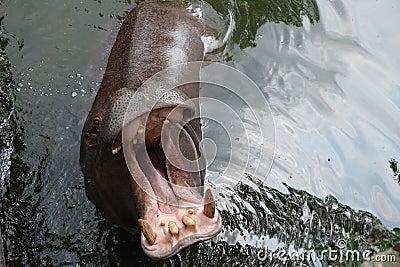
(112, 107, 222, 259)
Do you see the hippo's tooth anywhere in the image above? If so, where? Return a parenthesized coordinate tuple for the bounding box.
(203, 188, 216, 218)
(160, 219, 165, 226)
(163, 119, 170, 125)
(138, 219, 156, 245)
(182, 215, 195, 226)
(188, 209, 195, 214)
(168, 221, 179, 235)
(137, 126, 144, 134)
(111, 141, 122, 154)
(132, 138, 138, 145)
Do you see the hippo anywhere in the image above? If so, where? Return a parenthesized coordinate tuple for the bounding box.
(80, 0, 222, 260)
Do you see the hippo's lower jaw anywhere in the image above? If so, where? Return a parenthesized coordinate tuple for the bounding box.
(113, 107, 222, 259)
(137, 188, 222, 260)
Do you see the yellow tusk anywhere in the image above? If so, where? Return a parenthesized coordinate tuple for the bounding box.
(138, 219, 156, 245)
(203, 188, 216, 218)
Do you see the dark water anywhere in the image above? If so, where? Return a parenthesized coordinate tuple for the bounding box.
(0, 0, 399, 266)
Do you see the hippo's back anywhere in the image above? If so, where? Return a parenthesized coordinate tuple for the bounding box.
(94, 2, 205, 107)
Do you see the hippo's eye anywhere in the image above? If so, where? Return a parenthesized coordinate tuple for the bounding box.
(91, 117, 101, 132)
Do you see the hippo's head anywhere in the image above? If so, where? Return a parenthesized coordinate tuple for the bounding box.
(80, 83, 222, 259)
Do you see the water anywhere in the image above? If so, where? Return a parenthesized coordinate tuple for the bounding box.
(0, 0, 399, 266)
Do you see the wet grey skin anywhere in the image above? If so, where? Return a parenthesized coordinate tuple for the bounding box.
(80, 0, 222, 260)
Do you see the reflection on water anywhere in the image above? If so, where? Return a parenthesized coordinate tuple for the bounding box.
(207, 0, 319, 49)
(233, 0, 400, 229)
(0, 0, 399, 266)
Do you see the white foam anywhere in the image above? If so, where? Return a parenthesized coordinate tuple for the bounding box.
(201, 10, 234, 55)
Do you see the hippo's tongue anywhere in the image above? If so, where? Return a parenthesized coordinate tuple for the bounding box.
(136, 148, 179, 213)
(137, 149, 202, 213)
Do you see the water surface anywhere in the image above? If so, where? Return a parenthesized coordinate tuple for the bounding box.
(0, 0, 399, 266)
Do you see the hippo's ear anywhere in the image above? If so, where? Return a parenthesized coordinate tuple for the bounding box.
(84, 132, 98, 148)
(84, 113, 102, 148)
